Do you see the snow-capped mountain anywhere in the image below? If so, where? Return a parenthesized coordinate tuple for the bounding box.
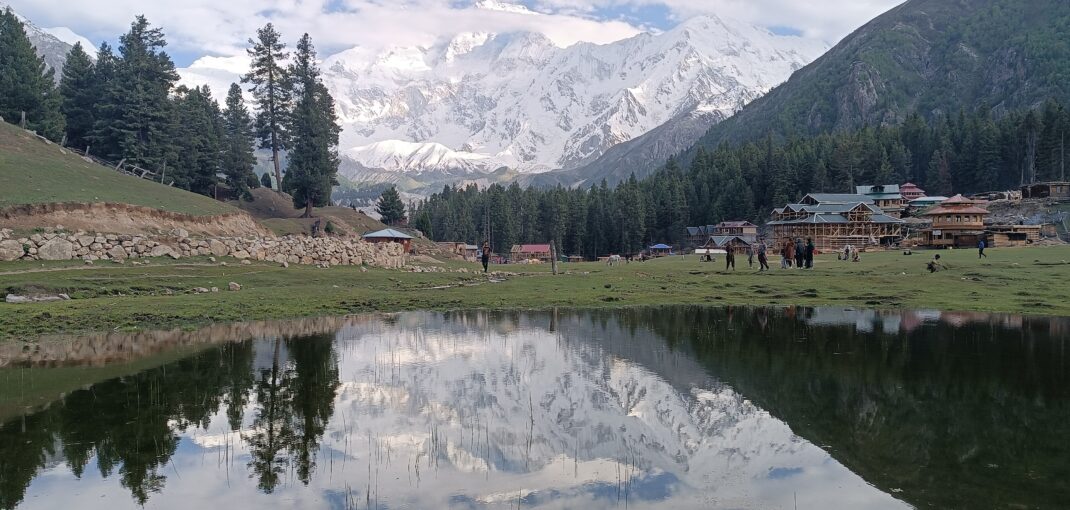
(324, 5, 826, 186)
(2, 4, 94, 80)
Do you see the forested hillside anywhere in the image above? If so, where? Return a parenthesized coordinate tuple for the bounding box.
(412, 100, 1068, 257)
(691, 0, 1070, 151)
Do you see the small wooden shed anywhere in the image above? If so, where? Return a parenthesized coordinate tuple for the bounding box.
(362, 228, 414, 252)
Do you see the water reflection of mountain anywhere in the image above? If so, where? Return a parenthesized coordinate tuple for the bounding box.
(1, 307, 1067, 509)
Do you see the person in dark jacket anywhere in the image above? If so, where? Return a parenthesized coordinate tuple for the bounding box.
(757, 239, 769, 271)
(481, 241, 491, 273)
(978, 239, 987, 258)
(805, 237, 815, 269)
(794, 238, 805, 268)
(725, 245, 736, 271)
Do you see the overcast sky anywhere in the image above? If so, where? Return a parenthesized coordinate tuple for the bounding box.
(8, 0, 904, 67)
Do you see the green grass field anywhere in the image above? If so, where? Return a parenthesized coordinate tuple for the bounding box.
(1, 245, 1068, 339)
(0, 122, 237, 216)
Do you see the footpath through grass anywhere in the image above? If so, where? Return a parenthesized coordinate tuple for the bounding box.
(1, 246, 1068, 339)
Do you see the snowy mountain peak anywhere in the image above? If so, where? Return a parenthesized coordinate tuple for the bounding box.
(327, 14, 827, 185)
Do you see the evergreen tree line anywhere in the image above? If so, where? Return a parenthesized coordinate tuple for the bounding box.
(0, 10, 340, 211)
(412, 101, 1069, 258)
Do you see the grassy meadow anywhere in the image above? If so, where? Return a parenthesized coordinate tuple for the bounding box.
(0, 122, 236, 216)
(1, 245, 1068, 339)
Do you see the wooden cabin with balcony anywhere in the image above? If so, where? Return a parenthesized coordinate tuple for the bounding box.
(920, 195, 990, 247)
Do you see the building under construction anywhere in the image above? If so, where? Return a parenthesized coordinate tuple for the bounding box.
(767, 193, 905, 251)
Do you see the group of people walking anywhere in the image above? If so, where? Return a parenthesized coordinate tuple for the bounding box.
(778, 237, 815, 269)
(723, 237, 813, 271)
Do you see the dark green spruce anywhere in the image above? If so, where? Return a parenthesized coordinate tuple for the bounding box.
(376, 186, 407, 225)
(91, 16, 178, 169)
(169, 85, 224, 195)
(222, 83, 260, 199)
(58, 42, 96, 150)
(0, 8, 64, 140)
(281, 34, 340, 217)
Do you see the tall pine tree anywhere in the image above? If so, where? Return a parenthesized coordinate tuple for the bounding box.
(0, 8, 64, 140)
(222, 83, 259, 199)
(94, 16, 178, 168)
(242, 23, 291, 192)
(282, 34, 340, 217)
(59, 42, 96, 149)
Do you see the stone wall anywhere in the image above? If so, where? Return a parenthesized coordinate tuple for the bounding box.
(0, 228, 407, 268)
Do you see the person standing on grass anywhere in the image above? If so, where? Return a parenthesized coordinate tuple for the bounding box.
(782, 239, 793, 269)
(747, 245, 754, 268)
(481, 241, 491, 273)
(805, 237, 815, 269)
(757, 239, 769, 272)
(978, 239, 987, 258)
(794, 238, 805, 268)
(725, 245, 736, 271)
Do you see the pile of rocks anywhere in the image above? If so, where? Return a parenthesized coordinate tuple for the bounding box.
(0, 228, 407, 269)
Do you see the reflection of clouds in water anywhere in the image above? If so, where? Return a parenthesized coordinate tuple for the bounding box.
(16, 311, 909, 509)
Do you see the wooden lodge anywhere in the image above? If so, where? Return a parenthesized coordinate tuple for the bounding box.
(510, 244, 553, 263)
(920, 195, 989, 247)
(362, 228, 414, 252)
(703, 235, 753, 251)
(768, 192, 905, 252)
(1021, 182, 1070, 200)
(685, 221, 759, 249)
(856, 184, 906, 217)
(900, 182, 926, 201)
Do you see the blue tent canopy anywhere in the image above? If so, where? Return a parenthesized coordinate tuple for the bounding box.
(649, 244, 672, 250)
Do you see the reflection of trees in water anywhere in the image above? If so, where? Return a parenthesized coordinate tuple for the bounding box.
(0, 341, 258, 508)
(245, 334, 340, 493)
(630, 306, 1070, 509)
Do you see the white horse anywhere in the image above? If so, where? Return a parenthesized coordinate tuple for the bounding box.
(607, 255, 622, 266)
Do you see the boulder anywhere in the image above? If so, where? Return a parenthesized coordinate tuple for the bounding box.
(107, 245, 128, 260)
(232, 250, 251, 260)
(150, 245, 177, 258)
(0, 240, 24, 261)
(171, 228, 189, 238)
(209, 239, 229, 257)
(38, 238, 74, 261)
(228, 282, 242, 291)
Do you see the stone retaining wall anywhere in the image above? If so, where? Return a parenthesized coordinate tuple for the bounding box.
(0, 228, 407, 268)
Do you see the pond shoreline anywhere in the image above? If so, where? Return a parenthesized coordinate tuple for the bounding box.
(0, 246, 1068, 340)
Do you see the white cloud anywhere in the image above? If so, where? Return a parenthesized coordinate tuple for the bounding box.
(530, 0, 905, 44)
(6, 0, 643, 58)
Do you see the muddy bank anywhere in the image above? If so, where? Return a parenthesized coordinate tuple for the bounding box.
(0, 202, 273, 237)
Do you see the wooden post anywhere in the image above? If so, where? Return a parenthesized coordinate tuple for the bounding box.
(19, 111, 27, 129)
(550, 240, 559, 275)
(85, 145, 91, 157)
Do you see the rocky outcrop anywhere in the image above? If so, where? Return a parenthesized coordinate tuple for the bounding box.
(0, 228, 408, 269)
(0, 202, 273, 238)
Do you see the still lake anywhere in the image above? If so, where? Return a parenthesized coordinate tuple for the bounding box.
(1, 307, 1068, 509)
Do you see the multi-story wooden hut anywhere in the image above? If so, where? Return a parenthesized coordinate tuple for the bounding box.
(767, 193, 904, 251)
(920, 195, 989, 247)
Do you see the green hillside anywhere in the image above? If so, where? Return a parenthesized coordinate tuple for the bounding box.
(692, 0, 1070, 150)
(0, 122, 237, 216)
